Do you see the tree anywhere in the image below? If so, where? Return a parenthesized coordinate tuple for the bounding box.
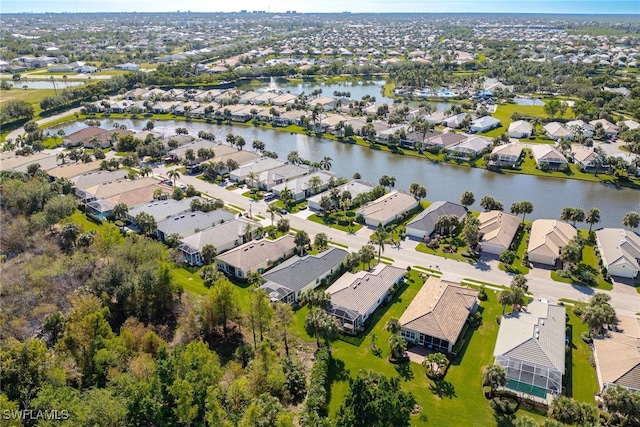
(61, 222, 81, 248)
(305, 308, 331, 348)
(202, 278, 240, 339)
(265, 204, 280, 226)
(384, 317, 402, 334)
(511, 274, 529, 292)
(274, 302, 294, 357)
(460, 191, 475, 208)
(543, 99, 560, 119)
(294, 230, 311, 255)
(482, 364, 507, 396)
(320, 156, 333, 171)
(408, 182, 427, 200)
(585, 208, 601, 232)
(388, 334, 407, 360)
(279, 187, 293, 208)
(246, 171, 259, 189)
(335, 373, 416, 427)
(461, 214, 480, 252)
(134, 211, 157, 236)
(314, 232, 328, 250)
(112, 202, 129, 222)
(601, 384, 640, 424)
(43, 195, 77, 227)
(436, 214, 460, 251)
(499, 250, 516, 265)
(300, 289, 331, 310)
(200, 265, 224, 288)
(510, 201, 534, 223)
(422, 352, 448, 379)
(370, 225, 391, 265)
(167, 169, 181, 186)
(201, 244, 217, 265)
(235, 135, 246, 151)
(247, 289, 273, 348)
(581, 302, 616, 337)
(559, 239, 582, 270)
(319, 195, 332, 217)
(276, 219, 290, 233)
(548, 396, 597, 426)
(252, 139, 265, 152)
(378, 174, 396, 189)
(358, 244, 376, 270)
(480, 196, 503, 211)
(560, 207, 584, 226)
(623, 211, 640, 230)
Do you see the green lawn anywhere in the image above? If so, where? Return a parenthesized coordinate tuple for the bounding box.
(307, 213, 363, 234)
(549, 236, 613, 291)
(565, 310, 599, 403)
(415, 238, 476, 263)
(498, 225, 530, 275)
(0, 88, 56, 117)
(297, 273, 548, 426)
(172, 266, 208, 295)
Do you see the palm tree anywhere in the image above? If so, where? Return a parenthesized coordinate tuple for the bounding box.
(279, 187, 293, 209)
(559, 240, 582, 271)
(408, 182, 427, 200)
(112, 203, 129, 222)
(306, 308, 326, 348)
(510, 201, 534, 223)
(581, 303, 616, 337)
(498, 289, 513, 314)
(246, 171, 259, 189)
(460, 191, 475, 208)
(294, 230, 310, 256)
(307, 175, 323, 195)
(585, 208, 601, 232)
(167, 169, 180, 186)
(141, 165, 153, 177)
(483, 364, 507, 397)
(266, 204, 281, 226)
(358, 244, 376, 270)
(422, 352, 448, 379)
(300, 289, 331, 310)
(370, 225, 391, 265)
(384, 317, 402, 334)
(388, 334, 407, 360)
(622, 211, 639, 230)
(320, 156, 333, 171)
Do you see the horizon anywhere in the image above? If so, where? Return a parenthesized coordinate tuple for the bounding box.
(3, 1, 639, 15)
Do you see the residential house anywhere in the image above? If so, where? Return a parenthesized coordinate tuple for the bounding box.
(229, 158, 286, 182)
(508, 120, 533, 139)
(442, 113, 468, 129)
(307, 179, 375, 211)
(238, 91, 261, 104)
(593, 315, 640, 392)
(527, 219, 576, 266)
(257, 164, 310, 190)
(260, 248, 348, 304)
(178, 218, 253, 266)
(490, 143, 523, 168)
(63, 127, 108, 148)
(326, 264, 405, 334)
(618, 120, 639, 131)
(271, 93, 297, 106)
(311, 96, 337, 111)
(530, 145, 568, 169)
(590, 119, 618, 137)
(566, 120, 594, 138)
(406, 201, 467, 241)
(446, 136, 491, 159)
(543, 122, 572, 141)
(572, 146, 606, 171)
(423, 132, 467, 150)
(356, 191, 419, 228)
(470, 116, 501, 133)
(115, 63, 140, 71)
(271, 171, 337, 202)
(155, 209, 236, 241)
(125, 197, 206, 224)
(493, 301, 566, 400)
(399, 277, 479, 353)
(478, 211, 521, 255)
(595, 228, 640, 279)
(215, 235, 296, 280)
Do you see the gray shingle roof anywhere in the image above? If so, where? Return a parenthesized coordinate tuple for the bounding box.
(261, 247, 348, 294)
(157, 209, 236, 238)
(406, 201, 467, 234)
(215, 235, 296, 272)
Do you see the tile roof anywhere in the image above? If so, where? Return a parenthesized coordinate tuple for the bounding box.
(493, 301, 566, 371)
(399, 277, 479, 343)
(478, 210, 521, 249)
(528, 219, 576, 259)
(357, 190, 418, 224)
(157, 209, 236, 238)
(596, 228, 640, 271)
(179, 218, 251, 251)
(593, 315, 640, 390)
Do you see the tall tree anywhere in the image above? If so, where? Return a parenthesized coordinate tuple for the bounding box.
(622, 211, 640, 230)
(409, 182, 427, 200)
(294, 230, 311, 256)
(202, 278, 239, 339)
(274, 302, 294, 357)
(510, 201, 534, 223)
(483, 364, 507, 397)
(585, 208, 601, 233)
(370, 225, 391, 265)
(460, 191, 475, 208)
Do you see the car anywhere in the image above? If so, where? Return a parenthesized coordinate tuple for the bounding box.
(161, 179, 173, 186)
(280, 209, 288, 215)
(263, 192, 275, 201)
(178, 184, 187, 191)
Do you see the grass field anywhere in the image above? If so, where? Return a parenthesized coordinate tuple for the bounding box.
(0, 88, 56, 116)
(308, 213, 364, 234)
(499, 225, 530, 275)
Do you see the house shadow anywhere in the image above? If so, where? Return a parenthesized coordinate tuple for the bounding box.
(327, 356, 349, 409)
(429, 379, 456, 399)
(451, 306, 484, 366)
(474, 257, 492, 272)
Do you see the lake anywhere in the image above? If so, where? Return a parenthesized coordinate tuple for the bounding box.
(50, 118, 639, 228)
(6, 80, 86, 89)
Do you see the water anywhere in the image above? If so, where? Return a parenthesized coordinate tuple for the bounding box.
(50, 118, 639, 228)
(260, 78, 452, 112)
(513, 97, 545, 106)
(6, 80, 86, 89)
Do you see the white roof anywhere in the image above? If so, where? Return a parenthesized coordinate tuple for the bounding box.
(596, 228, 640, 271)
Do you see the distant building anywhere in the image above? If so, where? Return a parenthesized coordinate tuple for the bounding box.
(215, 235, 296, 280)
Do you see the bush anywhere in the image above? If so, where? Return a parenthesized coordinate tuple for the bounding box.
(483, 386, 493, 399)
(478, 286, 488, 301)
(580, 331, 593, 344)
(489, 394, 519, 414)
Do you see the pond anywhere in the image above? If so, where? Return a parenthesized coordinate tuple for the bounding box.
(255, 78, 453, 112)
(5, 80, 86, 89)
(513, 97, 545, 106)
(50, 118, 639, 228)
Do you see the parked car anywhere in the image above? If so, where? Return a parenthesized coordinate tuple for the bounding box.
(161, 179, 173, 186)
(178, 184, 187, 191)
(280, 209, 288, 215)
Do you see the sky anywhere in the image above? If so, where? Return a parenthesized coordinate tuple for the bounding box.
(2, 0, 639, 14)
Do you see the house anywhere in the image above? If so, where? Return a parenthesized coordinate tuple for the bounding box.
(115, 63, 140, 71)
(126, 197, 202, 224)
(307, 179, 375, 211)
(356, 191, 419, 228)
(423, 132, 467, 150)
(490, 143, 523, 168)
(156, 209, 237, 242)
(178, 218, 254, 266)
(325, 264, 404, 334)
(470, 116, 501, 133)
(312, 96, 337, 111)
(399, 277, 479, 353)
(508, 120, 533, 139)
(589, 119, 618, 137)
(271, 93, 297, 106)
(63, 127, 108, 148)
(271, 171, 337, 202)
(257, 164, 310, 190)
(530, 145, 568, 169)
(494, 301, 566, 400)
(618, 120, 639, 131)
(405, 201, 467, 241)
(260, 247, 348, 304)
(592, 315, 640, 392)
(572, 146, 606, 170)
(446, 136, 491, 158)
(229, 158, 285, 182)
(215, 235, 296, 280)
(238, 91, 261, 104)
(595, 228, 640, 279)
(566, 120, 594, 138)
(478, 211, 521, 255)
(442, 113, 468, 129)
(527, 219, 576, 266)
(543, 122, 572, 141)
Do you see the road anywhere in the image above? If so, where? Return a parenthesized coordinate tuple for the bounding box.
(152, 162, 640, 318)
